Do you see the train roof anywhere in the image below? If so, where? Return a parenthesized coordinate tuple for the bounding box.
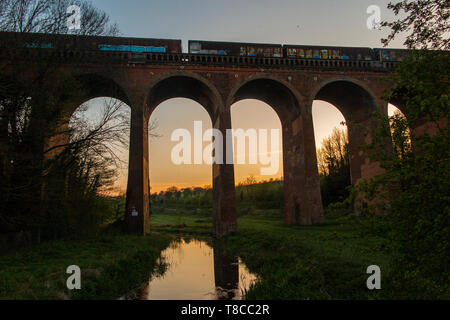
(189, 39, 282, 47)
(284, 43, 410, 52)
(373, 47, 410, 51)
(0, 31, 182, 45)
(1, 31, 413, 53)
(191, 41, 409, 51)
(283, 44, 372, 50)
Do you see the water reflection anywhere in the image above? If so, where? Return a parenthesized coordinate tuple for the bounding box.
(140, 239, 257, 300)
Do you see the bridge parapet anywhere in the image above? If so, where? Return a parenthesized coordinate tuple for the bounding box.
(15, 47, 400, 72)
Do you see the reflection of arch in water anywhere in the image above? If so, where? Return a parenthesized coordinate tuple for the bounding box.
(213, 246, 239, 300)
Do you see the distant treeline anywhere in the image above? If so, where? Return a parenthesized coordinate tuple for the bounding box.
(151, 177, 284, 211)
(152, 128, 352, 213)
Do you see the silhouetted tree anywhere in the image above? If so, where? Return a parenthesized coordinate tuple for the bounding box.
(381, 0, 449, 50)
(316, 128, 351, 207)
(357, 0, 449, 298)
(0, 0, 123, 238)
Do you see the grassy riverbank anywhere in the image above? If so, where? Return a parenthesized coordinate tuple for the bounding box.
(0, 209, 392, 300)
(0, 232, 174, 299)
(151, 210, 391, 300)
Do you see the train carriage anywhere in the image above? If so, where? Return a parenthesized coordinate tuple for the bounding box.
(373, 48, 410, 61)
(189, 40, 283, 58)
(93, 36, 182, 54)
(1, 31, 183, 55)
(283, 44, 376, 61)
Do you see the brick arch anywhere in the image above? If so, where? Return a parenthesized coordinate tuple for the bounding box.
(386, 95, 409, 120)
(310, 78, 379, 122)
(227, 74, 304, 121)
(145, 71, 224, 120)
(310, 77, 377, 104)
(67, 73, 131, 117)
(44, 73, 131, 158)
(310, 78, 386, 185)
(227, 74, 324, 225)
(142, 71, 239, 237)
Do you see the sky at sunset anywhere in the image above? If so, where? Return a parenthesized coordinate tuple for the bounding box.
(81, 0, 407, 194)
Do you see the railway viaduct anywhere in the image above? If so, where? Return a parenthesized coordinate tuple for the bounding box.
(3, 33, 411, 237)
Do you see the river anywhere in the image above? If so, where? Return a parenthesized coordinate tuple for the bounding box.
(137, 238, 258, 300)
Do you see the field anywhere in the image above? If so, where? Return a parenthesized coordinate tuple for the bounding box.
(0, 207, 392, 300)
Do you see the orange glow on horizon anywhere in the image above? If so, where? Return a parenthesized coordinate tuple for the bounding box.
(85, 99, 404, 198)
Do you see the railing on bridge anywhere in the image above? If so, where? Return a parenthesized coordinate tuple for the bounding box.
(19, 47, 399, 72)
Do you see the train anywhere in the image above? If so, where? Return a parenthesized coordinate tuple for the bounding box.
(76, 35, 181, 54)
(188, 40, 409, 62)
(6, 31, 408, 63)
(284, 44, 374, 60)
(0, 32, 182, 54)
(188, 40, 283, 58)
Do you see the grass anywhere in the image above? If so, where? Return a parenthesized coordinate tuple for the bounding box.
(0, 209, 392, 300)
(151, 210, 213, 235)
(0, 232, 174, 299)
(151, 209, 392, 300)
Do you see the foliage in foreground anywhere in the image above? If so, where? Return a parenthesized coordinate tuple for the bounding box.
(0, 0, 122, 241)
(358, 50, 449, 299)
(350, 0, 450, 299)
